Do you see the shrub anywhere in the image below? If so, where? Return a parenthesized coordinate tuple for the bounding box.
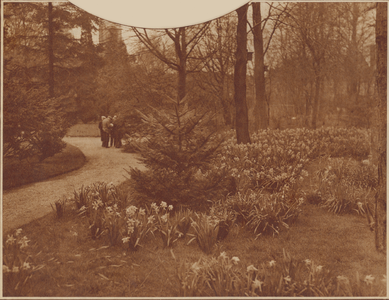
(3, 87, 71, 161)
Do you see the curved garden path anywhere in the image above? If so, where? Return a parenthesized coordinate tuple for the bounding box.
(2, 137, 145, 233)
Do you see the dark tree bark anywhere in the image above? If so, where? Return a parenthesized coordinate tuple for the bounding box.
(48, 2, 54, 98)
(252, 2, 268, 131)
(177, 28, 187, 101)
(234, 4, 251, 144)
(374, 1, 387, 254)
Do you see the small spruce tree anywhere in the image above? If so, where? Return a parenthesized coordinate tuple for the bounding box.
(127, 94, 227, 210)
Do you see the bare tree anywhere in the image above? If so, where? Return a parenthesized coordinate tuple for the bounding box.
(234, 4, 251, 144)
(374, 1, 387, 253)
(132, 24, 209, 101)
(252, 2, 267, 131)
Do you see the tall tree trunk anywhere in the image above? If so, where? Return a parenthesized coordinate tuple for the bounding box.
(234, 4, 251, 144)
(252, 2, 268, 131)
(48, 2, 54, 98)
(374, 1, 387, 254)
(311, 70, 321, 129)
(177, 27, 187, 101)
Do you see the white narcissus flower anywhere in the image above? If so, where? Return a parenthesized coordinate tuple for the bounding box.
(12, 266, 19, 273)
(3, 265, 10, 273)
(22, 262, 31, 270)
(247, 265, 258, 273)
(18, 236, 30, 248)
(160, 201, 167, 208)
(161, 214, 168, 223)
(252, 279, 263, 291)
(284, 275, 292, 283)
(6, 235, 16, 245)
(126, 206, 138, 217)
(219, 252, 228, 259)
(168, 205, 173, 211)
(316, 265, 323, 272)
(303, 259, 311, 265)
(269, 260, 276, 267)
(15, 228, 22, 236)
(364, 275, 375, 285)
(122, 237, 130, 243)
(191, 262, 201, 273)
(231, 257, 240, 265)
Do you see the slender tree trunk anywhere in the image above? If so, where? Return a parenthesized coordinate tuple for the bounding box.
(177, 28, 187, 101)
(252, 2, 268, 131)
(48, 2, 54, 98)
(374, 1, 387, 254)
(311, 64, 321, 129)
(234, 4, 251, 144)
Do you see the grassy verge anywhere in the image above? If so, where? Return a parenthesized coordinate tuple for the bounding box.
(66, 123, 100, 137)
(4, 200, 385, 297)
(3, 143, 85, 190)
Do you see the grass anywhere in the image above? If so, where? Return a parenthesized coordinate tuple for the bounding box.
(4, 198, 385, 297)
(66, 123, 100, 137)
(3, 143, 86, 190)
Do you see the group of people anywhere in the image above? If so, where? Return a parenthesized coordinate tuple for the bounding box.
(98, 115, 124, 148)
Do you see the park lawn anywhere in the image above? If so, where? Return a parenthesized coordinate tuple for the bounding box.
(3, 143, 85, 190)
(66, 123, 100, 137)
(4, 200, 385, 297)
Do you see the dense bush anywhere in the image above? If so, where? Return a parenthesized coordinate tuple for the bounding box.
(3, 87, 71, 161)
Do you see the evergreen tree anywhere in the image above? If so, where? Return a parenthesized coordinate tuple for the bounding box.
(127, 94, 227, 210)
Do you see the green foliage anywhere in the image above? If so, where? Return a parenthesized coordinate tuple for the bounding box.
(127, 94, 227, 210)
(3, 87, 68, 161)
(50, 198, 67, 219)
(221, 188, 303, 237)
(175, 250, 386, 297)
(314, 157, 376, 215)
(3, 229, 45, 296)
(122, 205, 153, 251)
(217, 127, 370, 194)
(188, 213, 219, 255)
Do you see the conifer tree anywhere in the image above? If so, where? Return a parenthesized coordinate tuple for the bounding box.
(127, 94, 227, 210)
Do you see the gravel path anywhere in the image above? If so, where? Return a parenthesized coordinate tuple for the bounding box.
(2, 137, 145, 233)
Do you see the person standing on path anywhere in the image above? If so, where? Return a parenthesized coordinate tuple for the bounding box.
(102, 116, 112, 148)
(110, 115, 118, 147)
(98, 116, 106, 147)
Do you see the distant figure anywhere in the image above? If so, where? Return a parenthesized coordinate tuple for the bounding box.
(98, 116, 106, 147)
(110, 115, 118, 147)
(114, 116, 125, 148)
(102, 116, 112, 148)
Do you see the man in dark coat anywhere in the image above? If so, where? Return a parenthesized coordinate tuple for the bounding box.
(102, 116, 112, 148)
(98, 116, 106, 147)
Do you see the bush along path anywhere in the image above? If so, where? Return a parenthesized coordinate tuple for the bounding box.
(2, 137, 145, 233)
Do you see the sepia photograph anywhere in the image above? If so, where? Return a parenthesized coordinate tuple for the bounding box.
(2, 0, 387, 297)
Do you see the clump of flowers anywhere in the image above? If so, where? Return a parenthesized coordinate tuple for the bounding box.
(175, 250, 385, 297)
(149, 202, 181, 248)
(188, 213, 219, 254)
(314, 158, 376, 215)
(3, 229, 44, 296)
(222, 188, 303, 237)
(122, 205, 152, 251)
